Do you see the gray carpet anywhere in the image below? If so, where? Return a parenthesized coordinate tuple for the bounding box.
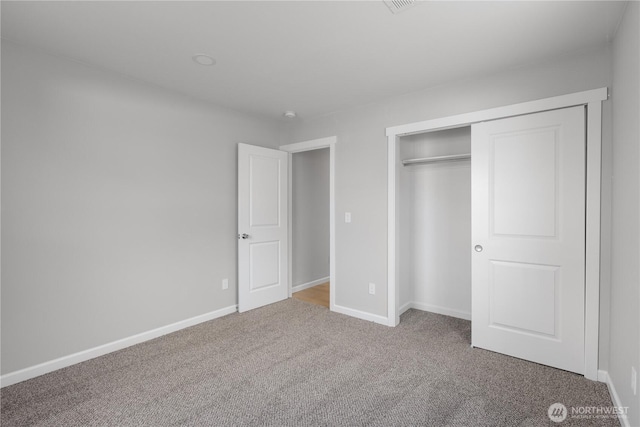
(1, 299, 618, 426)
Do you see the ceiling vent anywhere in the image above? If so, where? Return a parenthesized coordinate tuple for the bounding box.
(384, 0, 416, 14)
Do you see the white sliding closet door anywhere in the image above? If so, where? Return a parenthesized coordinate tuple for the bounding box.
(471, 106, 586, 374)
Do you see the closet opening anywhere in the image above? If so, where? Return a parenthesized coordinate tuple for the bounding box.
(386, 89, 606, 380)
(398, 126, 472, 323)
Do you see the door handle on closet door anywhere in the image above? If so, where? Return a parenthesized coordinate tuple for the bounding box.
(238, 233, 250, 240)
(474, 245, 483, 252)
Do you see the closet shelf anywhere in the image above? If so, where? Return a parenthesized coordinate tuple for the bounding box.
(402, 153, 471, 166)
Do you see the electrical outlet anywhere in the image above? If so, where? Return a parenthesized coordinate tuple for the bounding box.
(222, 278, 229, 290)
(632, 366, 637, 396)
(345, 212, 352, 223)
(368, 282, 375, 295)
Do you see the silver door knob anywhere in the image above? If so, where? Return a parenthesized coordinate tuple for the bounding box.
(239, 233, 250, 240)
(474, 245, 483, 252)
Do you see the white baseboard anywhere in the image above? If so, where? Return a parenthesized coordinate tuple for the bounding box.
(399, 301, 412, 315)
(598, 369, 609, 383)
(406, 301, 471, 321)
(292, 276, 330, 293)
(598, 370, 630, 427)
(0, 305, 238, 388)
(332, 304, 388, 326)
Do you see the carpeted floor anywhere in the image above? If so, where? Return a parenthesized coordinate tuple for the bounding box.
(1, 299, 618, 426)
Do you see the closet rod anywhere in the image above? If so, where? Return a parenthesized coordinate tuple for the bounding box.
(402, 153, 471, 166)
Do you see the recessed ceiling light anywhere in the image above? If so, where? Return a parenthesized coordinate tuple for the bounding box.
(283, 111, 297, 119)
(192, 54, 216, 66)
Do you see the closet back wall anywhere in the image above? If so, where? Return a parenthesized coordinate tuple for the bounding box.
(399, 128, 472, 319)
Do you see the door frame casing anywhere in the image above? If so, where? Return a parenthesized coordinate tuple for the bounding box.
(279, 136, 337, 311)
(386, 88, 607, 381)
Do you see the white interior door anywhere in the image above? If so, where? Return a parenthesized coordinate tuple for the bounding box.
(471, 106, 586, 374)
(238, 143, 288, 313)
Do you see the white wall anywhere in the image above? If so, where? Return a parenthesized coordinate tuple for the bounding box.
(285, 45, 612, 324)
(610, 2, 640, 425)
(292, 148, 329, 287)
(399, 128, 472, 319)
(0, 41, 283, 375)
